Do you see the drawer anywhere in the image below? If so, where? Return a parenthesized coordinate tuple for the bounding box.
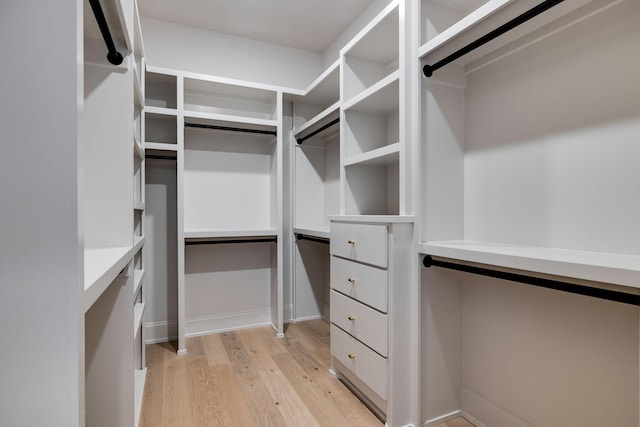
(331, 256, 388, 312)
(331, 324, 387, 400)
(330, 222, 388, 268)
(330, 290, 388, 356)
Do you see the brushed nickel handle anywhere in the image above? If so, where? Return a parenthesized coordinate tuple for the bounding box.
(348, 353, 356, 360)
(348, 315, 356, 321)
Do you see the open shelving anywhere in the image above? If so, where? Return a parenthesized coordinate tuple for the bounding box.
(418, 0, 640, 425)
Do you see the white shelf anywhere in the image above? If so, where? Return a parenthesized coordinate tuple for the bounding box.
(344, 142, 400, 167)
(291, 59, 340, 106)
(145, 106, 178, 116)
(293, 227, 331, 240)
(133, 268, 145, 298)
(133, 1, 145, 57)
(134, 302, 145, 340)
(343, 71, 399, 114)
(183, 110, 278, 130)
(329, 215, 415, 224)
(293, 102, 340, 141)
(419, 0, 514, 59)
(145, 142, 178, 152)
(184, 229, 278, 240)
(83, 246, 133, 312)
(133, 236, 145, 253)
(134, 368, 147, 427)
(133, 137, 144, 159)
(133, 64, 144, 108)
(133, 200, 145, 211)
(419, 240, 640, 289)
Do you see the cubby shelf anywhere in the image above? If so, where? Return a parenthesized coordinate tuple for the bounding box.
(343, 70, 399, 114)
(133, 201, 145, 211)
(293, 227, 330, 240)
(145, 142, 178, 152)
(133, 137, 144, 159)
(133, 65, 144, 107)
(134, 235, 145, 253)
(344, 142, 400, 167)
(133, 268, 145, 297)
(134, 302, 145, 339)
(184, 111, 278, 130)
(145, 106, 178, 116)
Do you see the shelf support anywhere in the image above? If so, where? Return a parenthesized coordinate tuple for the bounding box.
(422, 255, 640, 306)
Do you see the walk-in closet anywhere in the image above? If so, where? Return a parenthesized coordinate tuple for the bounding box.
(2, 0, 639, 426)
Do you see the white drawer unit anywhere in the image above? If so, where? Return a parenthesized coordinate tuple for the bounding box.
(330, 222, 388, 268)
(329, 217, 415, 425)
(331, 255, 388, 313)
(330, 290, 388, 357)
(331, 324, 388, 401)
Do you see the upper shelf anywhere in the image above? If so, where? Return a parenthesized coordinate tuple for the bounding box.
(343, 71, 399, 114)
(84, 245, 133, 312)
(419, 0, 605, 72)
(419, 240, 640, 290)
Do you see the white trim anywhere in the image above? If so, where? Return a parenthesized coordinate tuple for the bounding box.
(461, 386, 534, 427)
(423, 410, 463, 427)
(185, 308, 272, 338)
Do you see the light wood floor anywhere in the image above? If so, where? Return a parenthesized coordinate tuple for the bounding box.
(139, 319, 474, 427)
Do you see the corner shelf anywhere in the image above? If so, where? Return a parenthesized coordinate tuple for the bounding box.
(293, 102, 340, 142)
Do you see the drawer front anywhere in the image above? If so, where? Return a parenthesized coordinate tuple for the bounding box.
(331, 256, 388, 312)
(331, 324, 387, 400)
(330, 222, 388, 268)
(330, 290, 388, 356)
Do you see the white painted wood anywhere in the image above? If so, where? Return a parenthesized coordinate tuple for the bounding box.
(184, 229, 277, 239)
(331, 222, 388, 268)
(145, 111, 178, 144)
(293, 102, 340, 140)
(420, 241, 640, 290)
(331, 324, 388, 400)
(293, 238, 330, 321)
(331, 256, 389, 313)
(293, 227, 331, 240)
(342, 70, 399, 113)
(134, 302, 145, 339)
(133, 268, 145, 298)
(134, 368, 147, 427)
(145, 142, 178, 152)
(83, 246, 134, 312)
(331, 290, 388, 356)
(145, 72, 177, 109)
(344, 142, 400, 167)
(345, 162, 400, 216)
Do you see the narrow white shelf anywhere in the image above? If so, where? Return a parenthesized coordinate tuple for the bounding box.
(134, 368, 147, 427)
(134, 201, 145, 211)
(344, 142, 400, 167)
(293, 102, 340, 141)
(133, 64, 144, 107)
(418, 0, 514, 59)
(329, 215, 414, 224)
(183, 110, 278, 130)
(419, 240, 640, 289)
(133, 268, 145, 298)
(298, 59, 340, 106)
(133, 236, 145, 253)
(293, 227, 330, 240)
(184, 229, 278, 240)
(133, 137, 144, 159)
(343, 71, 399, 114)
(145, 106, 178, 116)
(83, 246, 133, 312)
(145, 142, 178, 152)
(134, 302, 145, 340)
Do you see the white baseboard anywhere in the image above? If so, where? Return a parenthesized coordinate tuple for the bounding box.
(185, 308, 272, 337)
(423, 410, 463, 427)
(461, 386, 534, 427)
(145, 320, 177, 344)
(292, 314, 324, 322)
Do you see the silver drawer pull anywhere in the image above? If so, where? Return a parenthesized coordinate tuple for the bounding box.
(347, 239, 356, 245)
(348, 353, 356, 360)
(348, 315, 356, 321)
(347, 277, 356, 284)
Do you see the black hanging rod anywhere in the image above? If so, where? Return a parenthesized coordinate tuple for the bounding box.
(186, 237, 277, 246)
(185, 122, 277, 136)
(145, 154, 177, 161)
(296, 118, 340, 144)
(422, 255, 640, 307)
(88, 0, 124, 65)
(295, 233, 330, 245)
(423, 0, 565, 77)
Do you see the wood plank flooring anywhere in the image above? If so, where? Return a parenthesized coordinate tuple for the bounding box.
(139, 319, 475, 427)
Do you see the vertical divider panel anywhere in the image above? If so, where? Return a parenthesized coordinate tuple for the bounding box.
(176, 75, 186, 354)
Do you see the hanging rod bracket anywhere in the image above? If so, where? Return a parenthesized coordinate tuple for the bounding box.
(422, 255, 640, 306)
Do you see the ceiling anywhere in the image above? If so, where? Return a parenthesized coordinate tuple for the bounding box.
(138, 0, 374, 53)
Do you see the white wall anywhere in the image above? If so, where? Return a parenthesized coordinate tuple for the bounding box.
(141, 17, 323, 90)
(0, 1, 82, 426)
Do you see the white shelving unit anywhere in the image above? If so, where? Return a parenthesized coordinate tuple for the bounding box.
(418, 0, 640, 425)
(144, 67, 286, 353)
(340, 0, 408, 217)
